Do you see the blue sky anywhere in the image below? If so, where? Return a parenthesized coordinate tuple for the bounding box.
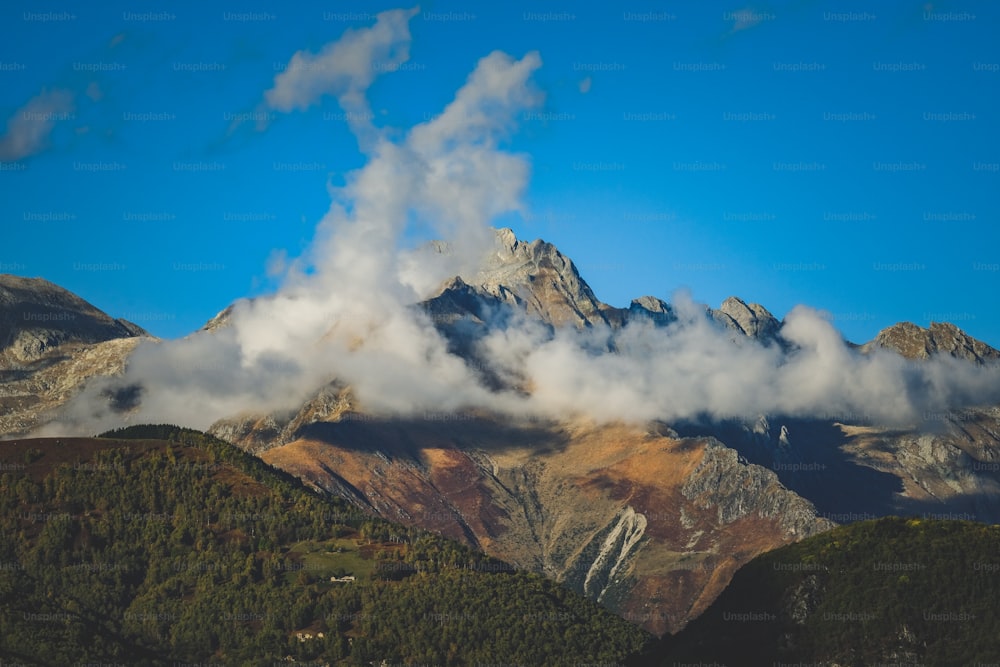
(1, 0, 998, 345)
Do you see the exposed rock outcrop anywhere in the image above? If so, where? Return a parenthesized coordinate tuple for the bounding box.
(710, 296, 781, 344)
(255, 418, 832, 635)
(472, 227, 611, 328)
(862, 321, 1000, 364)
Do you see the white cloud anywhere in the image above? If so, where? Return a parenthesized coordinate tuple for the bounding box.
(40, 11, 1000, 437)
(44, 25, 543, 432)
(477, 295, 1000, 426)
(265, 7, 418, 119)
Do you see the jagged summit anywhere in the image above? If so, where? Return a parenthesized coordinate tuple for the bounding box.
(422, 276, 503, 328)
(628, 296, 675, 325)
(711, 296, 781, 343)
(472, 227, 611, 328)
(863, 321, 1000, 364)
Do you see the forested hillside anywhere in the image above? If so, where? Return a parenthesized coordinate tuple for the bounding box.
(0, 425, 652, 665)
(657, 517, 1000, 665)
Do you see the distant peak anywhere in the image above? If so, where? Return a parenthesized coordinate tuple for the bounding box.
(866, 321, 1000, 364)
(631, 296, 672, 314)
(714, 296, 779, 341)
(0, 274, 150, 363)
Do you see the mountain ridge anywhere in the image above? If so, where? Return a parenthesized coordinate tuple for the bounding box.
(0, 274, 147, 364)
(0, 274, 152, 437)
(3, 231, 1000, 637)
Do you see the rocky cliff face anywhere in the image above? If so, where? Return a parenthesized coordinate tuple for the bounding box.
(628, 296, 676, 326)
(209, 382, 354, 453)
(676, 408, 1000, 527)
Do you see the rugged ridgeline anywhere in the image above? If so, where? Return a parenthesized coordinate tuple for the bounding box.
(673, 317, 1000, 529)
(4, 230, 1000, 638)
(0, 426, 652, 664)
(420, 228, 781, 341)
(653, 518, 1000, 664)
(206, 229, 1000, 634)
(0, 275, 150, 436)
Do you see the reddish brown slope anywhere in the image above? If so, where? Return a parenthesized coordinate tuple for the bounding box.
(260, 417, 830, 635)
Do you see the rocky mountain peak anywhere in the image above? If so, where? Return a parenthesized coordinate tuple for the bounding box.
(493, 226, 520, 255)
(712, 296, 781, 343)
(0, 275, 151, 436)
(628, 296, 675, 326)
(202, 303, 236, 332)
(863, 321, 1000, 364)
(466, 228, 610, 328)
(422, 276, 503, 328)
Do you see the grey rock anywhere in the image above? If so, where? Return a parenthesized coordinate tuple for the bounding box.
(711, 296, 781, 343)
(862, 321, 1000, 364)
(681, 438, 834, 537)
(627, 296, 676, 326)
(472, 228, 611, 328)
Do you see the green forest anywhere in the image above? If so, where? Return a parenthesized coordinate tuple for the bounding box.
(0, 424, 653, 665)
(659, 516, 1000, 665)
(5, 423, 999, 666)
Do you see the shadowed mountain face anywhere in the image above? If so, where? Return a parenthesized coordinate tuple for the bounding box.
(210, 391, 1000, 634)
(0, 275, 150, 436)
(655, 518, 1000, 665)
(0, 274, 146, 364)
(673, 409, 1000, 525)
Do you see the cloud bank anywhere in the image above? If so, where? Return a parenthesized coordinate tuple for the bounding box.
(41, 9, 1000, 436)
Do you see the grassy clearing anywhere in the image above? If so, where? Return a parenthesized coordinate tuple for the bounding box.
(284, 537, 378, 583)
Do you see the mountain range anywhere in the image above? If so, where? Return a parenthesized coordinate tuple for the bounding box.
(2, 228, 1000, 639)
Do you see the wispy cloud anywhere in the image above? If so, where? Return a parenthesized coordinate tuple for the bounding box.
(729, 7, 765, 32)
(0, 89, 75, 162)
(264, 7, 417, 130)
(44, 13, 544, 432)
